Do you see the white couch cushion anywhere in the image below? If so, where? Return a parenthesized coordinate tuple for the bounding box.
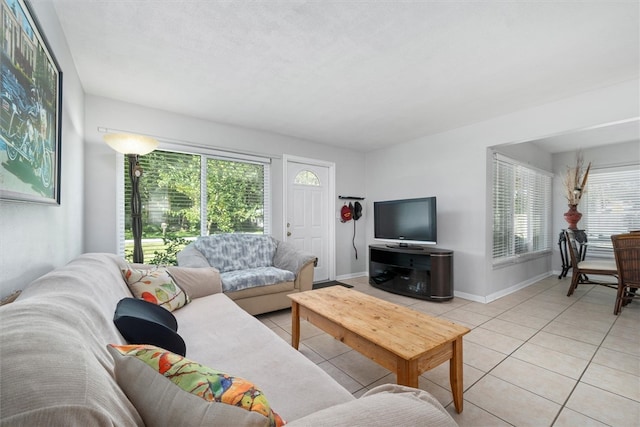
(167, 266, 222, 298)
(173, 293, 355, 420)
(287, 384, 458, 427)
(0, 253, 143, 426)
(220, 267, 295, 292)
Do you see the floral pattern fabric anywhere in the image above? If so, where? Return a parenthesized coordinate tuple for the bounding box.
(220, 267, 295, 293)
(109, 344, 285, 427)
(122, 266, 189, 312)
(194, 234, 277, 273)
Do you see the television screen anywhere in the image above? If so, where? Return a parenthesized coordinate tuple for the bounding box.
(374, 197, 437, 245)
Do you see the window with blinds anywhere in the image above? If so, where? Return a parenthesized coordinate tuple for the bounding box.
(492, 153, 552, 265)
(584, 166, 640, 250)
(205, 158, 266, 234)
(122, 149, 270, 260)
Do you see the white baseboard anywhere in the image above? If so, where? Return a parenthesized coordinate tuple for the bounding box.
(455, 271, 556, 304)
(336, 271, 367, 281)
(345, 270, 560, 304)
(452, 291, 486, 303)
(486, 271, 556, 303)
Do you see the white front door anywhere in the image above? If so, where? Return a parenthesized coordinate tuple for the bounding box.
(284, 156, 334, 282)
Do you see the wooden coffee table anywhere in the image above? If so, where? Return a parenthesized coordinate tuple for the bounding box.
(288, 286, 470, 413)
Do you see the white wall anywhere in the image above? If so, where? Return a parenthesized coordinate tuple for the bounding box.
(0, 2, 85, 299)
(365, 79, 639, 302)
(83, 95, 367, 278)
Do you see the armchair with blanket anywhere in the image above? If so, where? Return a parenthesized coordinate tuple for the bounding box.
(177, 233, 317, 315)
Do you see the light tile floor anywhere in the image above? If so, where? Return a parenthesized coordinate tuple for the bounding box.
(257, 275, 640, 426)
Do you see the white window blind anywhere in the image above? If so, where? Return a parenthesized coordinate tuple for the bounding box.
(262, 162, 271, 235)
(205, 157, 267, 234)
(584, 165, 640, 249)
(493, 153, 552, 265)
(119, 148, 271, 259)
(115, 153, 125, 257)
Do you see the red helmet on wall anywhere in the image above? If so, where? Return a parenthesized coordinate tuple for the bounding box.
(340, 204, 352, 222)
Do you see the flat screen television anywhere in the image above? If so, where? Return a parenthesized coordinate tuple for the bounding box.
(374, 197, 437, 247)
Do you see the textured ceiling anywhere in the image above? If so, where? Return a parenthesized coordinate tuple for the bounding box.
(48, 1, 639, 152)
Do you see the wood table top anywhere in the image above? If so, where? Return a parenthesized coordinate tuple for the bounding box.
(289, 286, 470, 361)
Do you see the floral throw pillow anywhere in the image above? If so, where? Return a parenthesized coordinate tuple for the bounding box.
(122, 266, 189, 312)
(108, 344, 285, 427)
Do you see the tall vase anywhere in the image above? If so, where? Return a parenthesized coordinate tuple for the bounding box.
(564, 204, 582, 230)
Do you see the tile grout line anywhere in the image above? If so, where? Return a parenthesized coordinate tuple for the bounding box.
(414, 279, 568, 419)
(549, 298, 622, 426)
(430, 282, 561, 421)
(354, 277, 640, 420)
(486, 282, 627, 426)
(358, 279, 574, 413)
(443, 280, 614, 425)
(451, 283, 571, 421)
(272, 278, 638, 425)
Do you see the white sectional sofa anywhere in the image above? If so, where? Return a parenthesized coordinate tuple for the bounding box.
(0, 253, 457, 426)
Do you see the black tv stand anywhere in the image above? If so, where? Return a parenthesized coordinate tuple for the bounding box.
(385, 244, 423, 250)
(369, 244, 453, 301)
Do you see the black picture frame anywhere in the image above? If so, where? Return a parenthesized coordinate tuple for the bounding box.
(1, 0, 62, 204)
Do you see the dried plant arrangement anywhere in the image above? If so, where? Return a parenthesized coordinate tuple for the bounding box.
(564, 152, 591, 206)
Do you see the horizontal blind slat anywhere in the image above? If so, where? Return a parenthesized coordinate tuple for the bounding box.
(122, 148, 271, 260)
(493, 153, 552, 264)
(585, 168, 640, 241)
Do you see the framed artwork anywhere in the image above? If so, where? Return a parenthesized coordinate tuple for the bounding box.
(0, 0, 62, 204)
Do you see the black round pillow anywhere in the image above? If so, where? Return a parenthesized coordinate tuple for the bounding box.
(113, 298, 186, 356)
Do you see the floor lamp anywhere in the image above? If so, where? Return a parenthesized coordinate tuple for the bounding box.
(104, 133, 158, 263)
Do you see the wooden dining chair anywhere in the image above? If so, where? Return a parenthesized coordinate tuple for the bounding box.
(611, 232, 640, 315)
(565, 229, 618, 299)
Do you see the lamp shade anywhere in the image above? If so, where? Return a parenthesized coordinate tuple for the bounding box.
(104, 133, 158, 155)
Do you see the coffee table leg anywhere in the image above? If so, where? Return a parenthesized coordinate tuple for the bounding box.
(450, 337, 464, 413)
(291, 301, 300, 349)
(397, 359, 419, 388)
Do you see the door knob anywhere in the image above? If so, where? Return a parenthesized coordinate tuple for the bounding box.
(287, 231, 292, 237)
